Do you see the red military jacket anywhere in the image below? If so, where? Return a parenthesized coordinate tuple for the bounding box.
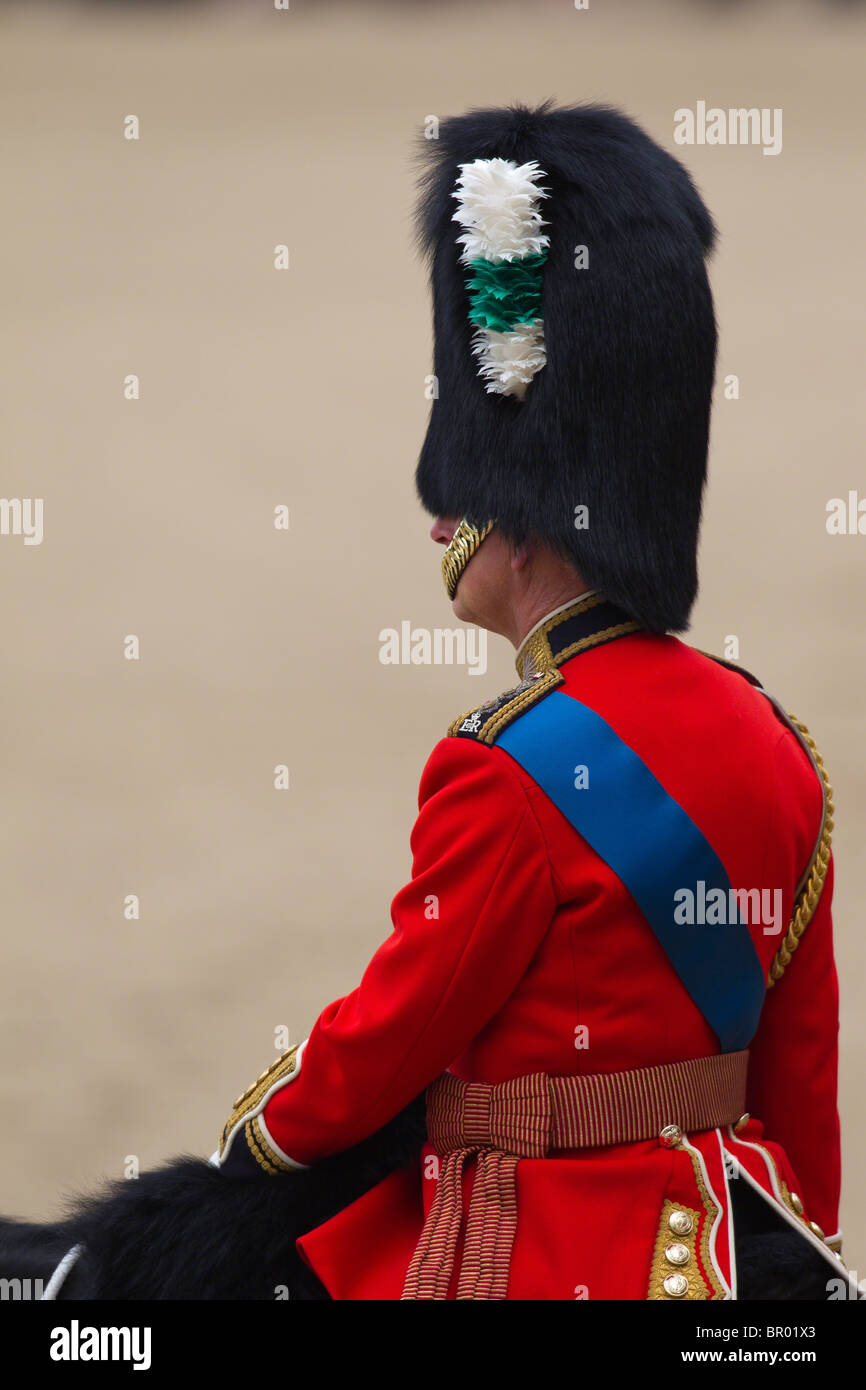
(218, 593, 850, 1300)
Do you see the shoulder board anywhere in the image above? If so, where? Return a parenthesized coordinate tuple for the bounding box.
(699, 650, 822, 792)
(696, 649, 764, 689)
(447, 668, 563, 746)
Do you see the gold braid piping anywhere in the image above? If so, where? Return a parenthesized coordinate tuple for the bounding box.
(553, 621, 641, 670)
(687, 1146, 727, 1300)
(767, 715, 834, 988)
(219, 1043, 300, 1156)
(244, 1119, 284, 1176)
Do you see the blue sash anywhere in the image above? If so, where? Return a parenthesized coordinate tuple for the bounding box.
(497, 691, 765, 1052)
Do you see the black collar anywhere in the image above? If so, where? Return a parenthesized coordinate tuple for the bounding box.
(515, 593, 641, 679)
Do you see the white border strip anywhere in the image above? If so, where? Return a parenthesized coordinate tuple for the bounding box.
(715, 1128, 738, 1300)
(725, 1128, 860, 1295)
(681, 1133, 732, 1299)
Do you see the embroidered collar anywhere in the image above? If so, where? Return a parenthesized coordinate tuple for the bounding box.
(515, 592, 641, 679)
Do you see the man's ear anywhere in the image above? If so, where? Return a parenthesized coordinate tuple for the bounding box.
(510, 544, 530, 572)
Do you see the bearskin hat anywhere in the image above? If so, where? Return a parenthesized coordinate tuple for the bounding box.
(414, 100, 718, 633)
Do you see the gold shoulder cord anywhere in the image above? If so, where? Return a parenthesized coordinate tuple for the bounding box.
(767, 714, 834, 989)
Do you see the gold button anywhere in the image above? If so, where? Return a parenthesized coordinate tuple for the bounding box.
(669, 1210, 694, 1237)
(790, 1192, 804, 1216)
(665, 1242, 690, 1267)
(663, 1273, 690, 1298)
(808, 1220, 826, 1241)
(734, 1113, 750, 1133)
(659, 1124, 683, 1149)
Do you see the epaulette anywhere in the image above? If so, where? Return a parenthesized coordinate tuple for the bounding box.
(699, 650, 834, 989)
(696, 650, 764, 689)
(447, 668, 563, 746)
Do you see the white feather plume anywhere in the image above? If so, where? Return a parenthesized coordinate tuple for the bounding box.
(471, 319, 546, 399)
(452, 158, 549, 265)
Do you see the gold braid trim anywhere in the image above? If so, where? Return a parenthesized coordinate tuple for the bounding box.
(647, 1140, 725, 1301)
(688, 1146, 727, 1300)
(446, 668, 562, 743)
(247, 1115, 296, 1175)
(244, 1119, 284, 1176)
(516, 592, 608, 676)
(476, 669, 562, 745)
(767, 715, 834, 989)
(647, 1200, 708, 1301)
(219, 1043, 300, 1157)
(553, 621, 641, 671)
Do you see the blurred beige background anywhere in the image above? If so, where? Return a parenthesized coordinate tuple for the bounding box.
(1, 0, 864, 1274)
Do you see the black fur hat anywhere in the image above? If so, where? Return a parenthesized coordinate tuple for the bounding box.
(414, 101, 718, 633)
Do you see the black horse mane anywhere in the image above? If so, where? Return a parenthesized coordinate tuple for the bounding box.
(1, 1094, 428, 1300)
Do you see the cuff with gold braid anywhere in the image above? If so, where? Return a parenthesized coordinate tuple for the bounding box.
(217, 1040, 309, 1178)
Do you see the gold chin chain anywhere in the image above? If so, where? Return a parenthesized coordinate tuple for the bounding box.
(442, 517, 495, 599)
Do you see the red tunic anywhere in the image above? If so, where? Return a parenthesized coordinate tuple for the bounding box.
(219, 611, 848, 1299)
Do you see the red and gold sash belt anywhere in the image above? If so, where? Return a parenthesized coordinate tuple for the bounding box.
(401, 1051, 749, 1300)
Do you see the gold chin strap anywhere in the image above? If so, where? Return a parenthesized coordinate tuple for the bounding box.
(442, 517, 495, 599)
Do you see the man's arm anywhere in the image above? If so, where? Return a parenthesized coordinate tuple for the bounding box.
(218, 735, 557, 1173)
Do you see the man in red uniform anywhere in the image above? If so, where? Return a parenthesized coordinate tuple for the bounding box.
(8, 100, 855, 1303)
(213, 102, 854, 1300)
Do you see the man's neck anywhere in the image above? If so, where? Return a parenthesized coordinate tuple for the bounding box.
(512, 585, 597, 652)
